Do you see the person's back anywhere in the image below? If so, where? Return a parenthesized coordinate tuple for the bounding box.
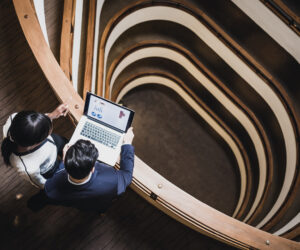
(45, 128, 134, 212)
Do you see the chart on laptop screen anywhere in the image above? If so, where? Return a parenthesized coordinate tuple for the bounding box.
(87, 95, 130, 131)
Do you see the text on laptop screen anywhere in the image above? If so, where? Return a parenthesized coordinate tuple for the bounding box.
(87, 95, 131, 132)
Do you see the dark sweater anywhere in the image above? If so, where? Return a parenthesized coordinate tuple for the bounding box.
(44, 144, 134, 212)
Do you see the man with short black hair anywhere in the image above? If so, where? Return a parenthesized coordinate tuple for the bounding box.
(44, 127, 134, 212)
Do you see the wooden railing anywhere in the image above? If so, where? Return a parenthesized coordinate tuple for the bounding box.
(260, 0, 300, 35)
(12, 0, 299, 248)
(60, 0, 74, 81)
(63, 0, 300, 239)
(82, 0, 96, 97)
(107, 42, 260, 220)
(99, 1, 299, 232)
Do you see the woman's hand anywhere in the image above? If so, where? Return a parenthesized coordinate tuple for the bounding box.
(47, 104, 69, 120)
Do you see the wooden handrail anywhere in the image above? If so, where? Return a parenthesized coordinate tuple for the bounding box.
(271, 0, 300, 24)
(180, 0, 300, 134)
(106, 44, 257, 219)
(232, 0, 300, 63)
(82, 0, 96, 98)
(262, 168, 300, 231)
(274, 213, 300, 239)
(261, 0, 300, 36)
(60, 0, 75, 81)
(13, 0, 83, 121)
(105, 40, 269, 221)
(98, 0, 300, 138)
(97, 0, 150, 98)
(107, 40, 290, 221)
(282, 225, 300, 240)
(12, 0, 300, 249)
(113, 75, 299, 249)
(112, 70, 254, 214)
(111, 71, 252, 214)
(181, 0, 300, 231)
(97, 1, 299, 231)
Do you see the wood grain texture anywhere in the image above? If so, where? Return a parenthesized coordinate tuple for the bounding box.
(60, 0, 74, 80)
(282, 225, 300, 240)
(82, 0, 96, 98)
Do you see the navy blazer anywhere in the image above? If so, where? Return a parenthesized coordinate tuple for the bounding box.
(45, 144, 134, 212)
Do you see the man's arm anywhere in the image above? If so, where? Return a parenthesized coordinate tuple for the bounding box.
(117, 127, 135, 195)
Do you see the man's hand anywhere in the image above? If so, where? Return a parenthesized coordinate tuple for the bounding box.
(123, 127, 134, 145)
(47, 104, 69, 120)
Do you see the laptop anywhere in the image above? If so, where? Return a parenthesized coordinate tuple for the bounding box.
(69, 92, 135, 166)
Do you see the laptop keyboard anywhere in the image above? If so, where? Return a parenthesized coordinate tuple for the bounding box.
(80, 121, 121, 149)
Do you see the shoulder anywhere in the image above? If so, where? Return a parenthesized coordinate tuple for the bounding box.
(13, 139, 57, 166)
(95, 161, 115, 172)
(44, 170, 68, 199)
(94, 162, 118, 181)
(45, 169, 67, 190)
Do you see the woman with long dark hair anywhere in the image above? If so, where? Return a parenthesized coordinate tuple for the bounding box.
(1, 104, 69, 188)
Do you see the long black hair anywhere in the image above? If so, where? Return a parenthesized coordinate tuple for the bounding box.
(1, 111, 52, 165)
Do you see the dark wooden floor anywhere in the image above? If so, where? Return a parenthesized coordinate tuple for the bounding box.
(0, 0, 237, 249)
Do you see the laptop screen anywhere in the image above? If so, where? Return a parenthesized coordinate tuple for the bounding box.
(85, 93, 134, 132)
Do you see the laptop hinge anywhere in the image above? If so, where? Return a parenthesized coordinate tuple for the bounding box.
(150, 192, 158, 201)
(86, 115, 124, 134)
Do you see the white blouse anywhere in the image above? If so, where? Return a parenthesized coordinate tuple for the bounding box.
(3, 113, 57, 189)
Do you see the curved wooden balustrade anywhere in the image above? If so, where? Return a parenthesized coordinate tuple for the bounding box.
(82, 0, 96, 98)
(112, 69, 252, 214)
(232, 0, 300, 62)
(274, 213, 300, 238)
(107, 43, 263, 219)
(107, 35, 293, 221)
(60, 0, 74, 81)
(12, 0, 300, 248)
(98, 0, 299, 234)
(282, 225, 300, 240)
(100, 5, 267, 223)
(13, 0, 83, 122)
(60, 0, 97, 97)
(105, 32, 271, 224)
(97, 0, 300, 117)
(260, 0, 300, 35)
(271, 0, 300, 23)
(66, 0, 300, 239)
(185, 0, 300, 132)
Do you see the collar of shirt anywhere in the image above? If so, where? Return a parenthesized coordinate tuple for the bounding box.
(68, 172, 92, 185)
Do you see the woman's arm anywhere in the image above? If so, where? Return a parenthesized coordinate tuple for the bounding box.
(46, 104, 69, 120)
